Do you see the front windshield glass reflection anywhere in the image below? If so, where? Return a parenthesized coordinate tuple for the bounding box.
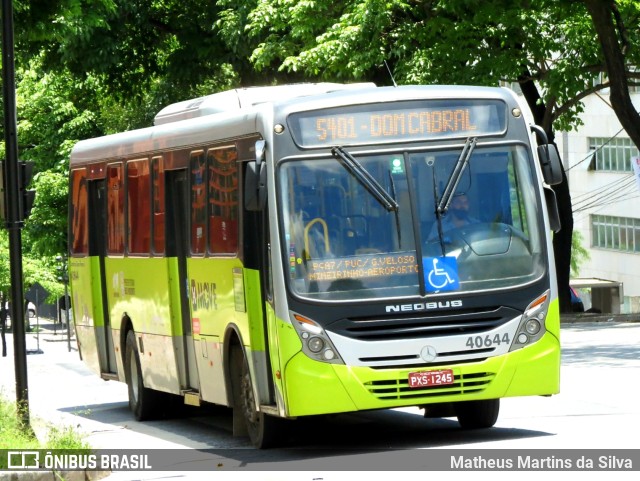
(278, 145, 544, 301)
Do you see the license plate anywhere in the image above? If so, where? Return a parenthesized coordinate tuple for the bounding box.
(408, 369, 455, 388)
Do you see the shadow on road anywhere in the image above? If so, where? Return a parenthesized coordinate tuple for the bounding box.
(60, 399, 553, 457)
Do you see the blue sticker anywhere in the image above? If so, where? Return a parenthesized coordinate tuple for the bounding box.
(423, 256, 460, 292)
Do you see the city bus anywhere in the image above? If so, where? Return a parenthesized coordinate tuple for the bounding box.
(68, 83, 563, 448)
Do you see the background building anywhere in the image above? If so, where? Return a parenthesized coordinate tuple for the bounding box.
(557, 91, 640, 313)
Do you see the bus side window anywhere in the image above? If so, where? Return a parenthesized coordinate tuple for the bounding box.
(190, 150, 207, 255)
(70, 169, 88, 255)
(208, 146, 239, 254)
(107, 163, 125, 255)
(152, 156, 165, 254)
(127, 159, 151, 255)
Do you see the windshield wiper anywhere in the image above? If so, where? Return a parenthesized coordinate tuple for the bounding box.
(432, 137, 477, 256)
(331, 146, 399, 212)
(437, 137, 477, 215)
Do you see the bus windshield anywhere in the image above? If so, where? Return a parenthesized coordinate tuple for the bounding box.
(278, 144, 545, 301)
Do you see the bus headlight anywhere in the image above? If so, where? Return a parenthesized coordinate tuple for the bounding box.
(290, 312, 344, 364)
(510, 291, 549, 351)
(525, 319, 541, 335)
(308, 336, 325, 353)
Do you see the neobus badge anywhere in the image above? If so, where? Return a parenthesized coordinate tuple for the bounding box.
(385, 300, 463, 313)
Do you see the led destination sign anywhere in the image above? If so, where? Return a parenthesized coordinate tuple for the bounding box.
(305, 252, 419, 282)
(289, 99, 506, 147)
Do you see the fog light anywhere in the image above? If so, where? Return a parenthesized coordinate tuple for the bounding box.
(308, 337, 325, 353)
(517, 333, 529, 344)
(323, 350, 336, 360)
(525, 319, 541, 335)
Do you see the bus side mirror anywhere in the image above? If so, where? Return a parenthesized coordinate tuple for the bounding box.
(530, 125, 563, 186)
(244, 161, 267, 211)
(544, 186, 561, 233)
(538, 143, 563, 186)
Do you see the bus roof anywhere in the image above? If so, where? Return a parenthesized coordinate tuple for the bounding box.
(70, 84, 521, 166)
(153, 83, 375, 126)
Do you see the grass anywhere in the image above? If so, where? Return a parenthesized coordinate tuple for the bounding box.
(0, 394, 90, 451)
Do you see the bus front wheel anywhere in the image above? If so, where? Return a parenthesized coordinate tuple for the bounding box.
(231, 345, 280, 448)
(125, 330, 160, 421)
(454, 399, 500, 429)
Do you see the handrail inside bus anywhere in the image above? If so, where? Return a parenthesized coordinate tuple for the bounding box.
(304, 218, 331, 260)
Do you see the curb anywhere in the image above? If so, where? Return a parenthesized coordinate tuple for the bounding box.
(560, 313, 640, 324)
(1, 471, 110, 481)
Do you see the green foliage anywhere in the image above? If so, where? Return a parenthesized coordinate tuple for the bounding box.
(44, 425, 91, 450)
(571, 230, 591, 278)
(17, 0, 244, 100)
(1, 0, 638, 308)
(0, 231, 64, 300)
(0, 394, 89, 454)
(15, 59, 103, 172)
(240, 0, 640, 132)
(23, 171, 68, 257)
(0, 396, 38, 450)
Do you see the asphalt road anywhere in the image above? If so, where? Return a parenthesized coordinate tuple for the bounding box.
(1, 319, 639, 479)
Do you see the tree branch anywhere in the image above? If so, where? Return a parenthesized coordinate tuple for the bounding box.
(583, 0, 640, 150)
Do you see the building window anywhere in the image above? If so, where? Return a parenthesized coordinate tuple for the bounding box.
(588, 137, 639, 172)
(591, 214, 640, 253)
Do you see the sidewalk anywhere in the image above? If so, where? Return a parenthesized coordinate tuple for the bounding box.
(0, 320, 176, 449)
(1, 320, 196, 480)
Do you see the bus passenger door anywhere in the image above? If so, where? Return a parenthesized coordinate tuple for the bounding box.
(165, 169, 199, 392)
(88, 179, 118, 376)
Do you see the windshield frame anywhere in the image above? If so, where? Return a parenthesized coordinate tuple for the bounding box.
(275, 140, 548, 305)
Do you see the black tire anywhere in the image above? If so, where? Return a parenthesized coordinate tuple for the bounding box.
(231, 345, 280, 448)
(124, 330, 160, 421)
(454, 399, 500, 429)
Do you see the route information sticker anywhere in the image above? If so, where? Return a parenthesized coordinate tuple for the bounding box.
(306, 252, 418, 282)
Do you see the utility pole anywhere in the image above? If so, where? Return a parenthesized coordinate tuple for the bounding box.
(2, 0, 31, 428)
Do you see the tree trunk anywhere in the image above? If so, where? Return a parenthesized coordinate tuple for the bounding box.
(583, 0, 640, 150)
(519, 73, 574, 313)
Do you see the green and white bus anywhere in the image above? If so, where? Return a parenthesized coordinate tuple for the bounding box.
(68, 83, 562, 448)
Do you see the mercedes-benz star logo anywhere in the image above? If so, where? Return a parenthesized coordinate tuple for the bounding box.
(420, 345, 438, 362)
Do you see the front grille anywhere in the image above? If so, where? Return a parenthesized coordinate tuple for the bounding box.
(359, 348, 493, 368)
(329, 306, 520, 341)
(365, 371, 495, 401)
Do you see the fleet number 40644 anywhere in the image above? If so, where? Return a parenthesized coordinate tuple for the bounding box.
(465, 333, 510, 349)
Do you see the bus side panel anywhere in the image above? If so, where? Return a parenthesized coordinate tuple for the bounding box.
(187, 257, 244, 405)
(265, 303, 286, 414)
(104, 256, 182, 394)
(242, 268, 275, 406)
(70, 256, 107, 376)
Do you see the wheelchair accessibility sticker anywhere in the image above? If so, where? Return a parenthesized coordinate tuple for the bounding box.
(423, 256, 460, 292)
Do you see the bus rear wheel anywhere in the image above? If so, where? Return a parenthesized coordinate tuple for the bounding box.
(125, 330, 160, 421)
(454, 399, 500, 429)
(231, 345, 280, 448)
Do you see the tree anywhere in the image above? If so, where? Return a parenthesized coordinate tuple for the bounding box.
(15, 0, 252, 101)
(6, 0, 640, 313)
(571, 231, 591, 278)
(229, 0, 640, 312)
(583, 0, 640, 149)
